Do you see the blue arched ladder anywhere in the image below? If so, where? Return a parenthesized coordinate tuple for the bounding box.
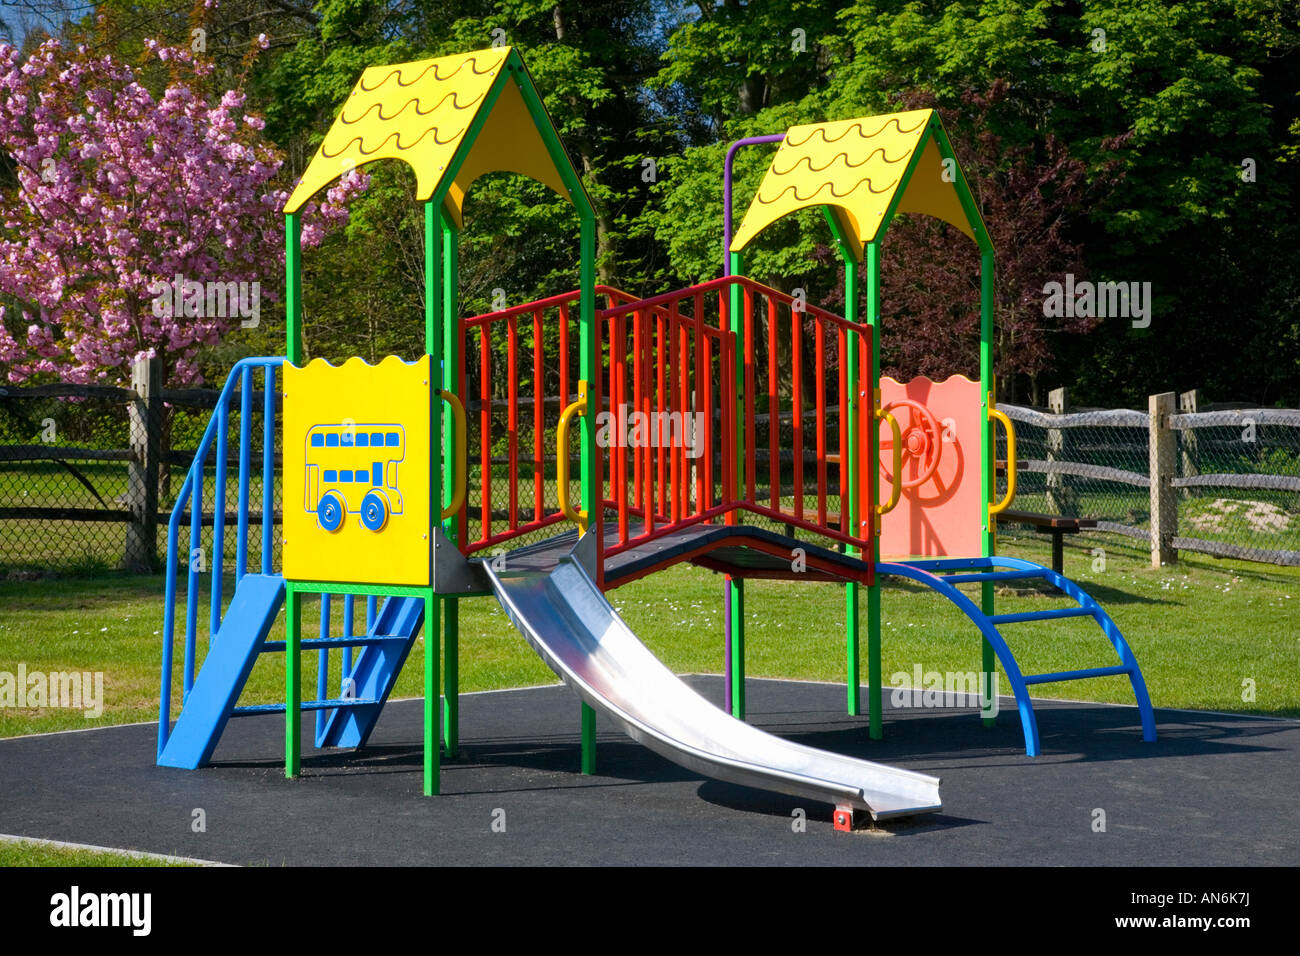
(878, 556, 1157, 756)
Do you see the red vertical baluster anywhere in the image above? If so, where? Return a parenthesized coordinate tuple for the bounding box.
(641, 308, 655, 537)
(558, 302, 569, 519)
(791, 301, 803, 521)
(633, 307, 644, 532)
(459, 331, 469, 541)
(816, 318, 827, 527)
(858, 334, 870, 544)
(533, 309, 544, 524)
(507, 313, 518, 532)
(479, 324, 491, 543)
(657, 307, 667, 522)
(767, 298, 778, 510)
(694, 292, 706, 515)
(837, 325, 849, 536)
(615, 312, 628, 545)
(703, 330, 713, 511)
(744, 284, 756, 506)
(678, 306, 689, 521)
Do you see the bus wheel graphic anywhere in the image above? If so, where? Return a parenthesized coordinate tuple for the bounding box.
(360, 490, 389, 532)
(317, 492, 345, 532)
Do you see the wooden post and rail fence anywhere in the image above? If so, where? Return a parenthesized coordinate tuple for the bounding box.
(2, 360, 1297, 572)
(0, 356, 281, 572)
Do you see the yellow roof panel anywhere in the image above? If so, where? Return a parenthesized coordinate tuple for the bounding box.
(284, 47, 577, 219)
(730, 109, 980, 258)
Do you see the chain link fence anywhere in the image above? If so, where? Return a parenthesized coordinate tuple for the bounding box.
(1000, 394, 1300, 566)
(1171, 408, 1300, 563)
(0, 380, 280, 575)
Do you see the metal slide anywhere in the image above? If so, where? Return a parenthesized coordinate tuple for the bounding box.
(484, 550, 942, 821)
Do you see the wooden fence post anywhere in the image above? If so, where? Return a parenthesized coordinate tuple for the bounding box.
(1149, 391, 1177, 567)
(1046, 387, 1076, 515)
(124, 357, 162, 571)
(1178, 389, 1199, 499)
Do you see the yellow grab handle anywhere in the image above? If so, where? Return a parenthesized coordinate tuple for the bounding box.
(438, 390, 467, 521)
(557, 380, 589, 533)
(876, 407, 903, 516)
(988, 405, 1017, 516)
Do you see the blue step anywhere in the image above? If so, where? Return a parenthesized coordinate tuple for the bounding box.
(157, 574, 285, 769)
(315, 596, 425, 749)
(941, 569, 1047, 584)
(988, 606, 1093, 625)
(261, 635, 410, 652)
(1022, 665, 1131, 685)
(231, 697, 383, 716)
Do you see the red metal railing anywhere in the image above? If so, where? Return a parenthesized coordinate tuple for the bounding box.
(461, 286, 642, 555)
(598, 276, 873, 560)
(459, 276, 875, 563)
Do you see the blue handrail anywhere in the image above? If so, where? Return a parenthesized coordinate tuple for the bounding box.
(880, 554, 1158, 755)
(158, 357, 284, 759)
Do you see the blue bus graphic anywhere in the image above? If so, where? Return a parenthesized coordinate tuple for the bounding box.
(305, 423, 406, 532)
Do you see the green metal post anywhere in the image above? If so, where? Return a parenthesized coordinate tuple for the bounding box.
(726, 249, 747, 719)
(728, 577, 745, 717)
(423, 199, 449, 764)
(843, 250, 862, 717)
(285, 583, 301, 777)
(579, 214, 598, 773)
(727, 251, 745, 499)
(285, 213, 303, 364)
(424, 590, 441, 795)
(580, 703, 597, 774)
(864, 241, 883, 738)
(980, 249, 996, 726)
(440, 210, 461, 756)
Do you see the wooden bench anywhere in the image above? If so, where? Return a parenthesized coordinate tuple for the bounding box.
(995, 509, 1097, 573)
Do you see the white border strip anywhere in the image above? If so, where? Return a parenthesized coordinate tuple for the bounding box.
(0, 833, 235, 866)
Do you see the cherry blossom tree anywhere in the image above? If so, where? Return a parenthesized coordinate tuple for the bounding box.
(0, 30, 361, 385)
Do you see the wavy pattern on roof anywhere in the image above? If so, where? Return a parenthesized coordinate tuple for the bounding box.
(284, 48, 509, 213)
(731, 109, 981, 257)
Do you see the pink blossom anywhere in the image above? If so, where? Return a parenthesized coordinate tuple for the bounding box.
(0, 36, 359, 385)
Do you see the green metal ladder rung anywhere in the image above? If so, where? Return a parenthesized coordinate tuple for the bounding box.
(261, 635, 409, 652)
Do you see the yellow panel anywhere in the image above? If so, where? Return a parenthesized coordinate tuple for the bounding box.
(892, 135, 976, 241)
(730, 110, 932, 254)
(282, 355, 432, 587)
(284, 48, 510, 213)
(442, 76, 574, 227)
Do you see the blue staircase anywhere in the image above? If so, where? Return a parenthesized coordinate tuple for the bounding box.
(314, 596, 425, 748)
(879, 556, 1157, 756)
(157, 358, 424, 769)
(158, 573, 285, 768)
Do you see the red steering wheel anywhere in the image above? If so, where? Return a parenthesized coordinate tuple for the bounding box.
(879, 398, 944, 489)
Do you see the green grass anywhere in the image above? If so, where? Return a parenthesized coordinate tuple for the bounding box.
(1011, 484, 1300, 552)
(0, 839, 196, 867)
(1, 528, 1297, 741)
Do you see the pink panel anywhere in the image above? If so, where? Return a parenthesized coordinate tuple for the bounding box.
(878, 375, 983, 558)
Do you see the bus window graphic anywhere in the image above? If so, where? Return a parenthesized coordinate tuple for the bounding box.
(304, 423, 406, 532)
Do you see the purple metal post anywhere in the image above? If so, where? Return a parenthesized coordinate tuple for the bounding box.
(722, 134, 785, 276)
